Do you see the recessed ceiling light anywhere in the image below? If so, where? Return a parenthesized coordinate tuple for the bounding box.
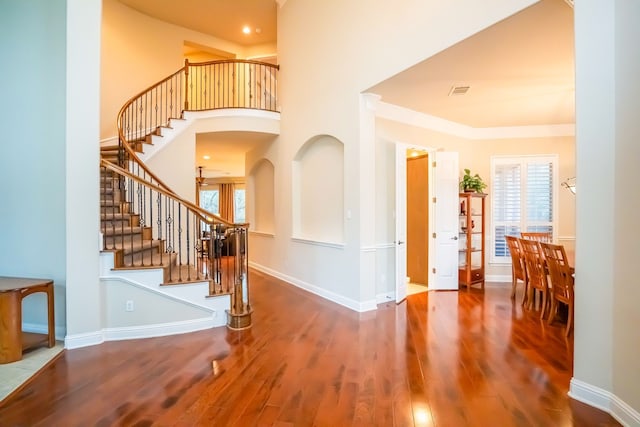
(242, 26, 251, 34)
(203, 155, 210, 160)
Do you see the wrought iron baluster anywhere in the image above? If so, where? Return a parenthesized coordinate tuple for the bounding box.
(177, 203, 183, 282)
(157, 193, 163, 265)
(185, 210, 191, 281)
(149, 185, 154, 266)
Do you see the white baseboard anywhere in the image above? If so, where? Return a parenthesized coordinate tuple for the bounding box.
(569, 378, 640, 427)
(102, 316, 219, 341)
(22, 323, 67, 341)
(65, 330, 105, 349)
(64, 316, 221, 350)
(249, 262, 377, 312)
(485, 274, 511, 283)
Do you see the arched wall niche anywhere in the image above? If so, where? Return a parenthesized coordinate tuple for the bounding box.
(292, 135, 344, 243)
(248, 158, 275, 234)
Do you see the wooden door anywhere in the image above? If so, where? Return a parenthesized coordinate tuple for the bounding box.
(407, 154, 429, 285)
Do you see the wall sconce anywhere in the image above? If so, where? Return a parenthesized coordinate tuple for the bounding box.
(561, 177, 576, 195)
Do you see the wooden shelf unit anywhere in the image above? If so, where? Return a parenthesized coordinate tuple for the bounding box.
(458, 192, 487, 291)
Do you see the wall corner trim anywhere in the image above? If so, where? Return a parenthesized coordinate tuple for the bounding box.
(569, 378, 640, 427)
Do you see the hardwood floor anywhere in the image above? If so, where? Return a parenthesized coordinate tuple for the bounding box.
(0, 271, 620, 426)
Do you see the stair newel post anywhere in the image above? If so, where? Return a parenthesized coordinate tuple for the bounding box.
(184, 59, 190, 111)
(226, 226, 252, 330)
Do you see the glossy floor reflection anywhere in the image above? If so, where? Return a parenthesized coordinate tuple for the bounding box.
(0, 272, 620, 426)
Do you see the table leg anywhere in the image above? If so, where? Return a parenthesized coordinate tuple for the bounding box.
(46, 283, 55, 347)
(0, 291, 22, 364)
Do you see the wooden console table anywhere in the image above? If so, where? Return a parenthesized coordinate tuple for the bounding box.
(0, 277, 55, 364)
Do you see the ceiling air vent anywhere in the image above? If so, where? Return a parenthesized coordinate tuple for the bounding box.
(448, 85, 470, 96)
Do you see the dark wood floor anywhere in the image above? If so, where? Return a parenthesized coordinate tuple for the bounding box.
(0, 271, 620, 426)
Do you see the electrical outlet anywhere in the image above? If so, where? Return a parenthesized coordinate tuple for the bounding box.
(125, 300, 134, 312)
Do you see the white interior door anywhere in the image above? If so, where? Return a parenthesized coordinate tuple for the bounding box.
(395, 143, 408, 303)
(432, 151, 460, 290)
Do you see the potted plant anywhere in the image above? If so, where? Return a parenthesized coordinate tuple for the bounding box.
(460, 168, 487, 193)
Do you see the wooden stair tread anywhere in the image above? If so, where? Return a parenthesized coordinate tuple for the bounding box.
(101, 226, 142, 236)
(109, 240, 162, 255)
(101, 212, 136, 220)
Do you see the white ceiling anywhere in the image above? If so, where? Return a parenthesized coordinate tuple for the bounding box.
(117, 0, 574, 176)
(118, 0, 277, 47)
(196, 131, 277, 177)
(368, 0, 575, 128)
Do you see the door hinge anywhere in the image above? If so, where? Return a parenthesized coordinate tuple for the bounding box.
(432, 161, 436, 167)
(432, 232, 436, 238)
(432, 197, 437, 203)
(432, 268, 436, 274)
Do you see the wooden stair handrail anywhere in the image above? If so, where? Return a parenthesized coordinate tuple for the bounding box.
(100, 159, 245, 228)
(115, 68, 186, 195)
(112, 58, 279, 226)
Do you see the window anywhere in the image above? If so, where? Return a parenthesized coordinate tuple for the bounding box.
(491, 155, 558, 263)
(199, 188, 219, 215)
(200, 183, 244, 223)
(234, 188, 245, 223)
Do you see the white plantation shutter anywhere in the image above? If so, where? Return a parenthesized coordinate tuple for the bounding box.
(493, 163, 521, 259)
(491, 156, 557, 262)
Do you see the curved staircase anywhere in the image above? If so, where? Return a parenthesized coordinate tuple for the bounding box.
(99, 59, 279, 331)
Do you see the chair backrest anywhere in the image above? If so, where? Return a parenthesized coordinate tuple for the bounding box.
(505, 235, 526, 280)
(539, 242, 574, 302)
(519, 238, 547, 291)
(520, 232, 552, 243)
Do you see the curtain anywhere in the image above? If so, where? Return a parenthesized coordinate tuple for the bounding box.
(219, 183, 235, 222)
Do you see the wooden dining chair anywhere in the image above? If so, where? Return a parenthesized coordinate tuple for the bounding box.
(539, 242, 575, 337)
(521, 231, 552, 243)
(519, 238, 548, 319)
(505, 235, 528, 306)
(520, 231, 552, 243)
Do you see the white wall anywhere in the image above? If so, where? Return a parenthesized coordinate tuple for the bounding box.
(0, 0, 69, 336)
(101, 279, 212, 328)
(293, 136, 345, 243)
(0, 0, 102, 341)
(612, 0, 640, 415)
(248, 159, 275, 234)
(65, 0, 102, 338)
(571, 0, 640, 422)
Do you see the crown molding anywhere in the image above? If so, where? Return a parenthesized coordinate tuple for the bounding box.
(375, 100, 574, 140)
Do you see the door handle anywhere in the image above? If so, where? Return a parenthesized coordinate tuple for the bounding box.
(451, 236, 458, 240)
(398, 240, 405, 245)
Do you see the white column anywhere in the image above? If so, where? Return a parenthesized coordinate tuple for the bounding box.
(65, 0, 103, 348)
